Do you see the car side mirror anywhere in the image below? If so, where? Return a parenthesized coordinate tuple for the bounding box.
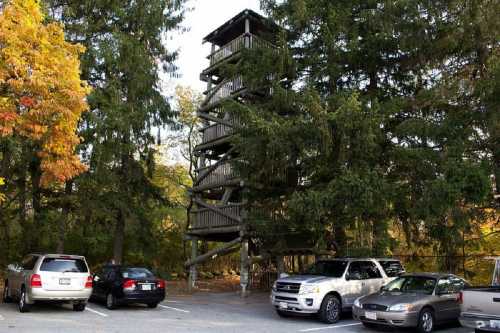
(345, 274, 350, 281)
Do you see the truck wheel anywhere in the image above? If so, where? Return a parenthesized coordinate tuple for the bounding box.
(318, 294, 341, 324)
(416, 308, 434, 333)
(2, 282, 12, 303)
(276, 310, 291, 318)
(73, 302, 86, 311)
(18, 288, 31, 313)
(106, 293, 117, 310)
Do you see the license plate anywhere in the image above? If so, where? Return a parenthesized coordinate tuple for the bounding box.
(141, 284, 152, 291)
(365, 311, 377, 320)
(279, 302, 288, 309)
(59, 278, 71, 285)
(491, 320, 500, 329)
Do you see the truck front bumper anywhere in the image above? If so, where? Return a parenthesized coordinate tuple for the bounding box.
(352, 305, 419, 328)
(460, 313, 500, 332)
(270, 291, 322, 314)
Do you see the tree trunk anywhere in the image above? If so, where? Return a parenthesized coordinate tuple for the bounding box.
(113, 209, 125, 264)
(30, 156, 42, 250)
(56, 180, 73, 253)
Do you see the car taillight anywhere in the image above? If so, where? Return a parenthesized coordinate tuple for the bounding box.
(156, 279, 165, 289)
(458, 291, 463, 304)
(123, 279, 136, 291)
(85, 276, 93, 288)
(30, 274, 42, 288)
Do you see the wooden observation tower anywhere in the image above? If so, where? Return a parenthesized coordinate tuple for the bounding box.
(185, 9, 277, 295)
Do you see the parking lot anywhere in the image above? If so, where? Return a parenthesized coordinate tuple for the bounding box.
(0, 291, 473, 333)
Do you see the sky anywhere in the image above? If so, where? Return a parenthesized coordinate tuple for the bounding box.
(166, 0, 263, 94)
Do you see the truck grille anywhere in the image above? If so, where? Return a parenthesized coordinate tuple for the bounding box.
(362, 303, 388, 311)
(276, 282, 301, 294)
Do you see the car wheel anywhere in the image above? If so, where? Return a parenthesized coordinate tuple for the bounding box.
(362, 321, 378, 329)
(106, 293, 117, 310)
(417, 308, 434, 333)
(73, 302, 86, 311)
(318, 294, 341, 324)
(276, 310, 291, 318)
(18, 288, 31, 313)
(2, 282, 12, 303)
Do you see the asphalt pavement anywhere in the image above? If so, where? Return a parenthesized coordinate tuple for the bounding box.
(0, 291, 473, 333)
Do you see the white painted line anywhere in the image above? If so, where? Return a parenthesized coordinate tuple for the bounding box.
(299, 323, 362, 332)
(159, 304, 190, 313)
(163, 300, 180, 303)
(85, 307, 109, 317)
(0, 314, 4, 321)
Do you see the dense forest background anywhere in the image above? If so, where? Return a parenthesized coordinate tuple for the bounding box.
(0, 0, 499, 283)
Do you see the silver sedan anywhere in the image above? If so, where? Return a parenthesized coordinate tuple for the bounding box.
(352, 273, 468, 333)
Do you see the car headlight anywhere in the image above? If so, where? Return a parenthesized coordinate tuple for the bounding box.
(388, 303, 413, 312)
(353, 297, 362, 308)
(272, 281, 277, 292)
(299, 284, 320, 295)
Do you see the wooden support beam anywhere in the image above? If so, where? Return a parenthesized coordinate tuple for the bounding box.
(193, 198, 242, 223)
(187, 225, 241, 236)
(185, 237, 242, 267)
(197, 112, 233, 127)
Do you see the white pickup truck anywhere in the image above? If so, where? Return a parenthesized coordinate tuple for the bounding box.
(459, 258, 500, 332)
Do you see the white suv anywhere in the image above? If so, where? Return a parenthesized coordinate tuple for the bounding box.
(270, 258, 404, 323)
(3, 254, 93, 312)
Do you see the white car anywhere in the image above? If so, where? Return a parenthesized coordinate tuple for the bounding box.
(270, 258, 404, 323)
(3, 253, 93, 312)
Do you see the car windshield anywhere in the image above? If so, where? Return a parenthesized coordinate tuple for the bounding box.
(305, 261, 348, 278)
(121, 268, 154, 279)
(40, 258, 88, 273)
(382, 276, 436, 294)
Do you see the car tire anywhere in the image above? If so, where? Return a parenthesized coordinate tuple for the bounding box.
(318, 294, 341, 324)
(416, 308, 435, 333)
(147, 302, 158, 309)
(362, 321, 378, 329)
(18, 288, 31, 313)
(2, 282, 12, 303)
(73, 302, 86, 311)
(276, 310, 291, 318)
(106, 293, 117, 310)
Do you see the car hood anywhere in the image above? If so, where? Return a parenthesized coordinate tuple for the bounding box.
(277, 275, 338, 284)
(361, 291, 430, 307)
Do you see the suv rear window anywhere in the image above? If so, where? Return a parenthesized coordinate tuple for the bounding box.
(378, 260, 404, 277)
(40, 258, 88, 273)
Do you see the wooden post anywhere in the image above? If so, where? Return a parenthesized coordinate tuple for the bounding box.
(240, 237, 250, 297)
(188, 237, 198, 292)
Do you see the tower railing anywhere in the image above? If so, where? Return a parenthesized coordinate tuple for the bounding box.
(191, 203, 243, 229)
(196, 161, 238, 188)
(207, 33, 274, 68)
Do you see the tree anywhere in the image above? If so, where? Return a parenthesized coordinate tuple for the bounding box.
(45, 0, 187, 263)
(230, 0, 497, 264)
(0, 0, 89, 184)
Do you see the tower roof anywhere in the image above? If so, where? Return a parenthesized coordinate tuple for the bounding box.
(203, 9, 279, 46)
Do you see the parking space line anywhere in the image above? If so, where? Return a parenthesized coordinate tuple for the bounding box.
(299, 323, 362, 332)
(85, 306, 109, 317)
(163, 300, 180, 303)
(158, 304, 190, 313)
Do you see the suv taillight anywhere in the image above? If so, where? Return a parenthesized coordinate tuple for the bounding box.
(31, 274, 42, 288)
(123, 279, 136, 291)
(85, 276, 93, 288)
(458, 291, 463, 304)
(157, 279, 165, 289)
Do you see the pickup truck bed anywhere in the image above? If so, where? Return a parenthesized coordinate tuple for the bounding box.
(460, 287, 500, 332)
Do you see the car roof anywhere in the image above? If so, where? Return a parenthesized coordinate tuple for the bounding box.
(30, 253, 85, 259)
(400, 272, 458, 279)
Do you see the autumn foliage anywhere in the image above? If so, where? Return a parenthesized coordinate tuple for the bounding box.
(0, 0, 90, 185)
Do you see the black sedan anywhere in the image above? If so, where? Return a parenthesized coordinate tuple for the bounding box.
(91, 265, 165, 309)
